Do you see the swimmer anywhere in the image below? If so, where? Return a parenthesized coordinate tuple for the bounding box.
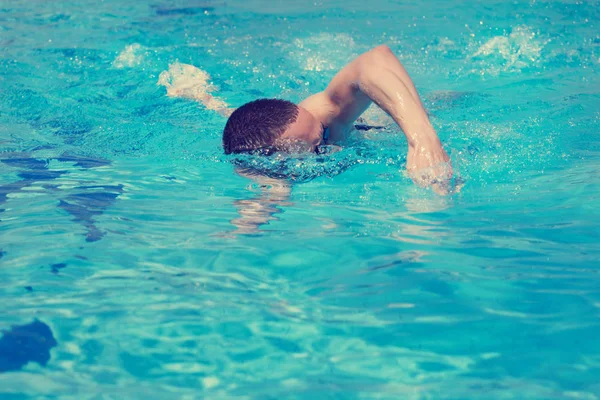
(159, 45, 453, 194)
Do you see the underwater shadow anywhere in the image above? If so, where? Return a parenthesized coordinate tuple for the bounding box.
(0, 320, 57, 373)
(0, 152, 122, 243)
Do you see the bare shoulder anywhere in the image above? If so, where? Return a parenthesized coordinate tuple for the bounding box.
(297, 45, 392, 127)
(299, 92, 340, 125)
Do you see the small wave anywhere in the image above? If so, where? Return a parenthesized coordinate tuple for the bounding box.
(226, 132, 410, 184)
(230, 149, 360, 183)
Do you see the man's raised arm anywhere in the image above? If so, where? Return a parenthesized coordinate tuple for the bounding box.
(301, 45, 454, 193)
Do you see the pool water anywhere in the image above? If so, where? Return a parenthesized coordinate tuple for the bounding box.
(1, 0, 599, 398)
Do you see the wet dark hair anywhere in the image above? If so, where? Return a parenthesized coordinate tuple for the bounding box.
(222, 98, 299, 154)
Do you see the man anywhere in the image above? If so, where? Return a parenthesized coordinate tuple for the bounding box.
(159, 45, 454, 194)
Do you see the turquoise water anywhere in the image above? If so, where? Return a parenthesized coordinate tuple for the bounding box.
(1, 0, 599, 398)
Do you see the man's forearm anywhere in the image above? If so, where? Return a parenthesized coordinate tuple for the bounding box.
(355, 46, 453, 193)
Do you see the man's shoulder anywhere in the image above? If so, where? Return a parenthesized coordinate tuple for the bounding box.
(298, 92, 339, 125)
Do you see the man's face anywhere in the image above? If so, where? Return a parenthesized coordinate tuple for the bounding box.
(278, 106, 324, 152)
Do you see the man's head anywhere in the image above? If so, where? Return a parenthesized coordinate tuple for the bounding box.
(223, 98, 324, 155)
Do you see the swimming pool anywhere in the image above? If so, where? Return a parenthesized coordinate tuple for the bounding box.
(1, 0, 599, 398)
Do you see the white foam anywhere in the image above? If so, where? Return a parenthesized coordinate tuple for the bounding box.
(471, 26, 547, 73)
(112, 43, 144, 68)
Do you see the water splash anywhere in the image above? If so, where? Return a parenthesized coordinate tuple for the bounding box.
(230, 148, 361, 183)
(470, 26, 548, 74)
(157, 62, 228, 110)
(225, 130, 412, 183)
(112, 44, 145, 69)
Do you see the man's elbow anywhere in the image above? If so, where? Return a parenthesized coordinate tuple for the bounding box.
(371, 44, 393, 56)
(354, 45, 397, 88)
(358, 45, 394, 75)
(363, 45, 395, 67)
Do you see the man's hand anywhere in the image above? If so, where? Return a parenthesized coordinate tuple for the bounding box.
(406, 140, 454, 195)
